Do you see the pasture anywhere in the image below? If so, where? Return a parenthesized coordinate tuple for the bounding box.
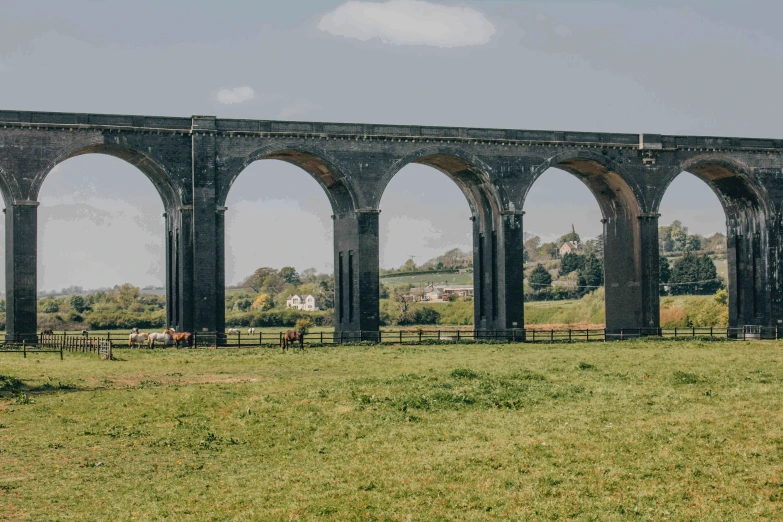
(2, 341, 782, 520)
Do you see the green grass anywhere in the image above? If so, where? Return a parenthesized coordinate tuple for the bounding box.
(1, 340, 782, 520)
(380, 272, 473, 288)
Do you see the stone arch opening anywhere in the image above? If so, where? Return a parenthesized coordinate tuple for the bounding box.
(219, 145, 359, 332)
(657, 157, 769, 327)
(32, 143, 181, 210)
(219, 145, 356, 215)
(36, 153, 167, 331)
(528, 153, 651, 331)
(222, 160, 335, 320)
(378, 150, 505, 331)
(522, 167, 606, 329)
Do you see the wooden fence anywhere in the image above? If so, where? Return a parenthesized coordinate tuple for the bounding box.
(21, 325, 782, 350)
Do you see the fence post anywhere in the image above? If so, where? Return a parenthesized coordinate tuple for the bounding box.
(531, 329, 536, 342)
(238, 332, 241, 348)
(586, 329, 589, 342)
(674, 328, 677, 339)
(400, 331, 403, 343)
(418, 330, 422, 342)
(456, 330, 460, 341)
(710, 327, 713, 339)
(23, 340, 26, 358)
(568, 329, 572, 342)
(692, 327, 695, 338)
(777, 325, 779, 340)
(60, 343, 63, 360)
(438, 330, 441, 341)
(620, 329, 624, 341)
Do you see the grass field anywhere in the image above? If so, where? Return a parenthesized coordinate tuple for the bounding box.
(380, 272, 474, 288)
(2, 340, 782, 520)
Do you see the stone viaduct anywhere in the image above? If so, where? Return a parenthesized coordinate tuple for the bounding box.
(1, 110, 782, 341)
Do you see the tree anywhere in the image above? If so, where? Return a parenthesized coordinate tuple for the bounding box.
(583, 234, 604, 258)
(294, 317, 314, 334)
(115, 284, 140, 309)
(538, 242, 559, 260)
(280, 266, 301, 286)
(69, 294, 86, 313)
(524, 235, 541, 263)
(243, 267, 277, 292)
(559, 224, 580, 245)
(659, 257, 671, 284)
(669, 252, 721, 295)
(579, 254, 604, 289)
(401, 259, 417, 272)
(235, 298, 253, 312)
(252, 294, 273, 311)
(0, 298, 5, 313)
(559, 252, 583, 277)
(40, 299, 60, 313)
(300, 268, 318, 283)
(528, 264, 552, 290)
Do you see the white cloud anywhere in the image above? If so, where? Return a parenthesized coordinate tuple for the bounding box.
(216, 86, 255, 105)
(318, 0, 495, 48)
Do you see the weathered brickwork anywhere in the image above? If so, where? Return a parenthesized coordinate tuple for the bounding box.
(1, 110, 782, 340)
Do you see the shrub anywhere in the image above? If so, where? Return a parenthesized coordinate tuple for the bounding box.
(294, 317, 314, 334)
(660, 306, 688, 328)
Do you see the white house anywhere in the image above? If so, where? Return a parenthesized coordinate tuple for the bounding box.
(286, 294, 319, 311)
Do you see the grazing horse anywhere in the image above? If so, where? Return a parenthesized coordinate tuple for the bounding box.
(227, 328, 240, 335)
(148, 331, 173, 349)
(247, 327, 256, 334)
(128, 332, 149, 348)
(42, 328, 54, 335)
(281, 330, 304, 351)
(164, 328, 192, 348)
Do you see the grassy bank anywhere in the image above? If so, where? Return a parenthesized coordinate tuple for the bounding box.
(2, 340, 782, 520)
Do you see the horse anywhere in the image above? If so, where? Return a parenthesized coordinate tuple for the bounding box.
(81, 330, 89, 338)
(128, 332, 149, 348)
(42, 328, 54, 335)
(164, 328, 192, 348)
(281, 330, 304, 351)
(227, 328, 240, 335)
(148, 331, 173, 349)
(131, 327, 139, 334)
(247, 327, 256, 334)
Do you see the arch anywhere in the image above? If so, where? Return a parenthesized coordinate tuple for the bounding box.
(219, 141, 357, 215)
(378, 146, 504, 219)
(655, 154, 769, 216)
(528, 150, 644, 218)
(30, 143, 182, 210)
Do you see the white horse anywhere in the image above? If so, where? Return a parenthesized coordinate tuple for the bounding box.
(227, 328, 240, 335)
(128, 332, 149, 348)
(148, 331, 173, 348)
(247, 327, 256, 334)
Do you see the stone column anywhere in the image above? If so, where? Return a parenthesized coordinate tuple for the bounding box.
(5, 201, 39, 342)
(638, 213, 661, 331)
(602, 214, 644, 333)
(190, 116, 219, 334)
(215, 206, 227, 335)
(726, 212, 769, 328)
(500, 210, 526, 332)
(333, 209, 380, 340)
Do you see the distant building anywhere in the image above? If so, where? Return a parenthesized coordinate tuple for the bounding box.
(426, 286, 444, 301)
(559, 241, 583, 257)
(442, 285, 474, 298)
(286, 294, 319, 311)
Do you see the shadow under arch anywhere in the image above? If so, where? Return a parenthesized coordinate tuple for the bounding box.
(219, 142, 357, 215)
(379, 147, 504, 218)
(529, 150, 644, 218)
(656, 155, 769, 216)
(30, 143, 182, 210)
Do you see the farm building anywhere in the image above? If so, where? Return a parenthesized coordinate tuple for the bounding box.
(286, 294, 320, 311)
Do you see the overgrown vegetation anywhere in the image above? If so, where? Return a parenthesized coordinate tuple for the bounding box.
(1, 341, 781, 520)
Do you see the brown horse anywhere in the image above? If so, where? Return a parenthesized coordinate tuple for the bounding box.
(165, 328, 192, 348)
(281, 330, 304, 351)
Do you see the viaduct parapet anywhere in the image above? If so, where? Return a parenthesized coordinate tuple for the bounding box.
(2, 109, 782, 341)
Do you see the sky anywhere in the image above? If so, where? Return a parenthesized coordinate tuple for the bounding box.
(1, 0, 781, 290)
